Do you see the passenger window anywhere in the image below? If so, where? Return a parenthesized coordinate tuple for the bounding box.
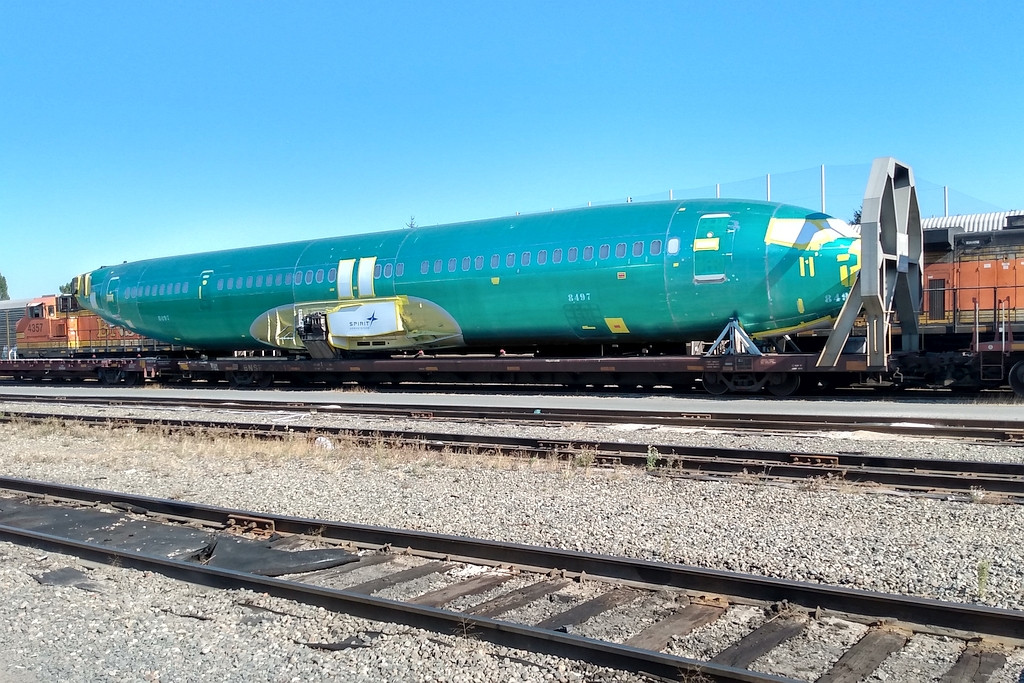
(226, 279, 234, 290)
(276, 273, 284, 286)
(174, 282, 182, 294)
(506, 253, 516, 267)
(315, 269, 324, 284)
(537, 250, 547, 265)
(651, 239, 663, 256)
(213, 282, 221, 292)
(668, 237, 681, 255)
(633, 241, 644, 257)
(553, 248, 563, 264)
(521, 252, 531, 266)
(246, 276, 254, 288)
(491, 254, 500, 268)
(305, 270, 313, 285)
(285, 273, 292, 285)
(567, 247, 577, 263)
(294, 271, 302, 284)
(159, 284, 167, 295)
(599, 244, 610, 259)
(616, 243, 626, 258)
(433, 259, 442, 274)
(182, 282, 189, 294)
(255, 275, 263, 287)
(462, 256, 471, 271)
(396, 263, 404, 277)
(583, 246, 594, 261)
(474, 255, 484, 270)
(383, 263, 393, 278)
(421, 260, 429, 275)
(328, 268, 337, 282)
(448, 258, 457, 273)
(373, 264, 381, 278)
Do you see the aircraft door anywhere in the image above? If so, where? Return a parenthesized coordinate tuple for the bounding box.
(693, 213, 737, 284)
(337, 259, 355, 299)
(199, 270, 214, 311)
(106, 277, 121, 315)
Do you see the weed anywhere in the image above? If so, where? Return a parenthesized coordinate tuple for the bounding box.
(977, 559, 991, 598)
(646, 445, 659, 471)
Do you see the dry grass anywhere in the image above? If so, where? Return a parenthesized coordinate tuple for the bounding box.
(1, 417, 595, 479)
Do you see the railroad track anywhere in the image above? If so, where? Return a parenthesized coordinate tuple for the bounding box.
(3, 405, 1024, 502)
(1, 390, 1024, 441)
(0, 477, 1020, 682)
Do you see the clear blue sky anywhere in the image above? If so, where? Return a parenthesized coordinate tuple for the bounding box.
(2, 1, 1022, 299)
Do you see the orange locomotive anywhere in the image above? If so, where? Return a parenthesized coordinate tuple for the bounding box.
(921, 223, 1024, 349)
(15, 294, 175, 358)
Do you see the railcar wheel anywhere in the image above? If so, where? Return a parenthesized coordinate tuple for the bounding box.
(97, 368, 124, 385)
(766, 373, 801, 397)
(701, 372, 729, 395)
(1009, 361, 1024, 398)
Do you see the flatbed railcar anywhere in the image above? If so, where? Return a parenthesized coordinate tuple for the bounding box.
(6, 158, 1024, 396)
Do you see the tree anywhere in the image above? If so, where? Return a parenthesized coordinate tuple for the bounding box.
(405, 215, 417, 229)
(59, 280, 74, 294)
(851, 206, 862, 226)
(0, 273, 8, 300)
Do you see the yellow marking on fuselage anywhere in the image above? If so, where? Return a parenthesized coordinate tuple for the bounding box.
(693, 237, 720, 251)
(604, 317, 629, 333)
(797, 298, 805, 314)
(491, 277, 500, 285)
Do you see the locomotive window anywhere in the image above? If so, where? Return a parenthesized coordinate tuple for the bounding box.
(583, 246, 594, 261)
(448, 258, 458, 273)
(599, 244, 610, 259)
(421, 260, 429, 274)
(616, 243, 626, 258)
(328, 268, 337, 282)
(462, 256, 471, 271)
(174, 282, 182, 294)
(506, 253, 516, 267)
(373, 264, 381, 278)
(433, 259, 443, 274)
(633, 241, 644, 257)
(521, 252, 531, 266)
(567, 247, 578, 263)
(396, 263, 405, 277)
(491, 254, 500, 268)
(537, 250, 547, 265)
(315, 269, 324, 284)
(285, 273, 292, 285)
(650, 239, 663, 256)
(383, 263, 393, 278)
(255, 275, 263, 287)
(553, 248, 563, 264)
(246, 276, 254, 288)
(667, 237, 680, 255)
(474, 255, 484, 270)
(305, 270, 313, 285)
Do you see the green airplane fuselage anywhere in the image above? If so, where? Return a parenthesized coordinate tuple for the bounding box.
(77, 199, 860, 353)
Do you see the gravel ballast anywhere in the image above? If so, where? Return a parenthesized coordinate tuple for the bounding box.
(1, 401, 1023, 681)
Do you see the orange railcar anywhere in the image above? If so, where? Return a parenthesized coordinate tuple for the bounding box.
(15, 294, 174, 358)
(922, 229, 1024, 338)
